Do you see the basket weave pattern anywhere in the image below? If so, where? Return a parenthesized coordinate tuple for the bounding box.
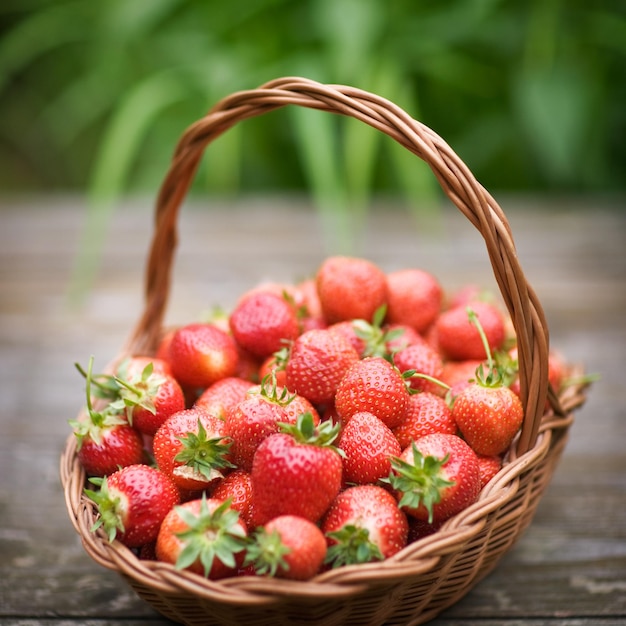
(60, 77, 589, 626)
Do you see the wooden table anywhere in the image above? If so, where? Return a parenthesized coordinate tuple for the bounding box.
(1, 195, 625, 625)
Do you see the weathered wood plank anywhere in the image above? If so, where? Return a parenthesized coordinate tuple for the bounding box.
(1, 195, 624, 625)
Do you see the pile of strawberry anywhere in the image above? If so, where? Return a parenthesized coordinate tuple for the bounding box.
(72, 255, 565, 582)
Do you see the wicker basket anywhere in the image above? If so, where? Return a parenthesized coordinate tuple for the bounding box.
(61, 77, 589, 626)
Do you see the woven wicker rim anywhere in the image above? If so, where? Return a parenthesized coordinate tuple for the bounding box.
(61, 77, 590, 610)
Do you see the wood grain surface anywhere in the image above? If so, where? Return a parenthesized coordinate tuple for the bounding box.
(0, 195, 624, 625)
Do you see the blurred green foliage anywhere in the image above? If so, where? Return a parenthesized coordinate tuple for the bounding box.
(0, 0, 624, 204)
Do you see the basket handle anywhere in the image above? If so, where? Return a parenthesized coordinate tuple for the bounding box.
(126, 76, 562, 455)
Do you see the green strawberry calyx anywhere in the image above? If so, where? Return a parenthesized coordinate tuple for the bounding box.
(173, 495, 247, 577)
(84, 476, 125, 542)
(74, 357, 165, 426)
(383, 442, 455, 524)
(352, 304, 406, 360)
(243, 527, 292, 576)
(257, 368, 295, 406)
(324, 524, 384, 568)
(69, 356, 129, 449)
(174, 419, 235, 482)
(111, 362, 166, 423)
(278, 412, 344, 455)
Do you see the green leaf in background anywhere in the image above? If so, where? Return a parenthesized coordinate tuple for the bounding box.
(513, 63, 596, 185)
(69, 71, 187, 304)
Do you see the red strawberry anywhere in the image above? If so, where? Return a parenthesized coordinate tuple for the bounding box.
(331, 305, 412, 359)
(245, 515, 327, 580)
(168, 322, 239, 389)
(116, 355, 174, 378)
(316, 255, 388, 324)
(285, 328, 359, 405)
(334, 356, 410, 429)
(229, 291, 300, 359)
(210, 469, 254, 528)
(328, 320, 368, 356)
(114, 363, 186, 436)
(258, 348, 289, 388)
(223, 381, 293, 472)
(477, 454, 502, 489)
(293, 278, 325, 328)
(452, 380, 523, 456)
(322, 485, 409, 566)
(449, 308, 524, 456)
(385, 433, 481, 524)
(85, 464, 180, 547)
(441, 359, 485, 389)
(153, 408, 234, 492)
(156, 495, 248, 579)
(394, 341, 445, 396)
(337, 411, 401, 485)
(251, 413, 343, 525)
(384, 323, 426, 354)
(393, 392, 457, 450)
(435, 302, 506, 361)
(71, 358, 146, 476)
(194, 376, 255, 420)
(385, 268, 443, 334)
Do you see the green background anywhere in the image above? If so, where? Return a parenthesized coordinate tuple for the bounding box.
(1, 0, 624, 205)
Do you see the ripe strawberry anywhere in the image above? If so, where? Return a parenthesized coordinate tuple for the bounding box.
(328, 320, 368, 356)
(330, 305, 412, 360)
(194, 376, 255, 420)
(153, 408, 234, 492)
(72, 412, 146, 477)
(245, 515, 327, 580)
(223, 381, 293, 472)
(251, 413, 343, 525)
(322, 485, 408, 566)
(435, 302, 506, 362)
(393, 392, 457, 450)
(293, 278, 325, 328)
(211, 469, 254, 528)
(383, 323, 426, 355)
(441, 359, 485, 389)
(385, 268, 443, 334)
(316, 255, 388, 324)
(114, 363, 186, 436)
(334, 356, 410, 429)
(85, 464, 180, 547)
(450, 309, 524, 456)
(116, 355, 173, 378)
(285, 328, 359, 405)
(258, 348, 289, 388)
(156, 495, 248, 579)
(477, 454, 502, 489)
(452, 380, 523, 456)
(229, 291, 300, 359)
(168, 322, 239, 389)
(337, 411, 401, 485)
(71, 358, 145, 476)
(394, 341, 445, 396)
(385, 433, 481, 524)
